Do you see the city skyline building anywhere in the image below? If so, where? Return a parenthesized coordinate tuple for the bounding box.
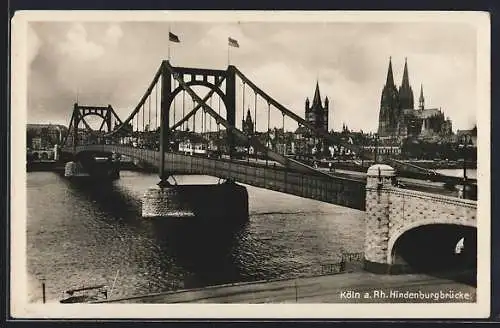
(377, 57, 453, 139)
(305, 82, 329, 132)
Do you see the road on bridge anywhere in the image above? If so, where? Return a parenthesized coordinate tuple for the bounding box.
(230, 157, 458, 197)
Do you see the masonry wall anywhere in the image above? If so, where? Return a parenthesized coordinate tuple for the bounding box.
(386, 187, 477, 262)
(364, 176, 477, 273)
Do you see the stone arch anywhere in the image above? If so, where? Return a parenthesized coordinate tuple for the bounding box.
(40, 152, 49, 160)
(387, 218, 476, 264)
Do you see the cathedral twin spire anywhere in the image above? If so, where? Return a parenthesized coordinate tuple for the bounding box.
(378, 57, 423, 136)
(398, 58, 414, 110)
(382, 57, 421, 110)
(385, 56, 395, 87)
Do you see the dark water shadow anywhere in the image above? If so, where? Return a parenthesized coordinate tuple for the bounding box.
(148, 218, 255, 288)
(64, 179, 142, 222)
(63, 178, 261, 289)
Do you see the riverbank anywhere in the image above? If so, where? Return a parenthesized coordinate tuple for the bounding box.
(26, 160, 143, 172)
(26, 161, 65, 172)
(97, 270, 476, 304)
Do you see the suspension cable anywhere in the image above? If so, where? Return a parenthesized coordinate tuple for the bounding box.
(201, 101, 204, 135)
(155, 81, 158, 131)
(218, 96, 221, 133)
(136, 109, 138, 134)
(173, 79, 176, 127)
(254, 92, 257, 134)
(192, 98, 196, 133)
(209, 97, 213, 132)
(203, 108, 206, 135)
(242, 82, 246, 129)
(183, 90, 186, 131)
(282, 112, 285, 155)
(267, 101, 270, 167)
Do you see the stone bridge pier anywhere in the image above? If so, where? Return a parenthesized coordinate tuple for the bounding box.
(363, 164, 477, 274)
(63, 151, 121, 181)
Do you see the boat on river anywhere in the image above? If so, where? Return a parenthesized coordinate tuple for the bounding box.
(59, 284, 109, 303)
(60, 270, 120, 303)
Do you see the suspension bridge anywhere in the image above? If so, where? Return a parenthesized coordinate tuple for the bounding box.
(60, 60, 373, 209)
(58, 60, 477, 274)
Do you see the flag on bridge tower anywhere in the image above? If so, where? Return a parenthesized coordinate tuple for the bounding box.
(228, 37, 239, 48)
(169, 32, 180, 43)
(168, 31, 181, 62)
(227, 37, 240, 66)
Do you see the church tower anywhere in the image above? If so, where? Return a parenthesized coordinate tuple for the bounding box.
(378, 57, 399, 136)
(242, 108, 254, 135)
(324, 96, 330, 132)
(418, 84, 425, 110)
(398, 57, 414, 110)
(305, 81, 328, 131)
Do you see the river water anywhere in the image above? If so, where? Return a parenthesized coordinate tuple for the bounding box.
(26, 171, 366, 303)
(436, 169, 477, 179)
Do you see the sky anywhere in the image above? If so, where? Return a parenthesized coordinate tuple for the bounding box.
(26, 19, 478, 133)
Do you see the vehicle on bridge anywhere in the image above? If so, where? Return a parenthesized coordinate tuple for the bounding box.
(179, 141, 208, 156)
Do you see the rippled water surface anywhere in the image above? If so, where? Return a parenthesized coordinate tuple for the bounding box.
(436, 169, 477, 179)
(26, 171, 365, 302)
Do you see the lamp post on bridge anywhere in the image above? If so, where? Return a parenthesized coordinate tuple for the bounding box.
(458, 134, 473, 199)
(374, 133, 379, 164)
(360, 137, 364, 169)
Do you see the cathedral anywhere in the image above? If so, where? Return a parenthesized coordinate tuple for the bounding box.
(305, 81, 329, 131)
(378, 57, 453, 138)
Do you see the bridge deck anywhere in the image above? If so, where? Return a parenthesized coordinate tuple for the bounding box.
(64, 145, 367, 211)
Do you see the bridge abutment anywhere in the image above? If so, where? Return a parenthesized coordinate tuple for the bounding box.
(363, 164, 399, 274)
(363, 164, 477, 275)
(63, 153, 120, 181)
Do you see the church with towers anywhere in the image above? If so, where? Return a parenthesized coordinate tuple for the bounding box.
(305, 81, 329, 132)
(378, 57, 453, 139)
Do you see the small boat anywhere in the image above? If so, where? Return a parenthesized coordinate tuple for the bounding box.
(59, 284, 108, 303)
(60, 270, 119, 303)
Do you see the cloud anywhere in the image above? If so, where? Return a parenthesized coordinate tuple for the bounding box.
(26, 21, 479, 133)
(199, 24, 255, 49)
(104, 23, 123, 46)
(27, 24, 41, 66)
(57, 23, 105, 61)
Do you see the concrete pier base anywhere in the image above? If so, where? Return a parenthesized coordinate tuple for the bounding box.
(64, 160, 120, 181)
(64, 161, 89, 178)
(142, 185, 196, 218)
(142, 180, 249, 221)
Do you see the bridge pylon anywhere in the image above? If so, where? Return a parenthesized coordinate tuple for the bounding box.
(62, 102, 121, 152)
(159, 60, 172, 182)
